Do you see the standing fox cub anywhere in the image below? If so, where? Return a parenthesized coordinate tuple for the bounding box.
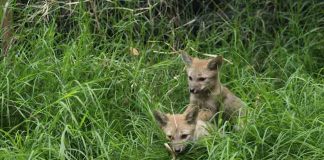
(153, 106, 208, 154)
(181, 53, 246, 129)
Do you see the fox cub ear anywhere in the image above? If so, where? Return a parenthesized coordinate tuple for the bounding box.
(181, 52, 192, 66)
(208, 56, 223, 70)
(153, 110, 168, 127)
(185, 107, 199, 124)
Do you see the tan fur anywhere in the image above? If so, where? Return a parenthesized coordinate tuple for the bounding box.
(182, 53, 246, 129)
(153, 107, 208, 154)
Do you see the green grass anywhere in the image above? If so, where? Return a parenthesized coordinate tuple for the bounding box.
(1, 0, 323, 159)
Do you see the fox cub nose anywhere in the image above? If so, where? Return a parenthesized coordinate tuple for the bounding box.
(174, 148, 181, 153)
(190, 88, 198, 94)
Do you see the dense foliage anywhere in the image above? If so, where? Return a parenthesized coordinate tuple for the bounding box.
(1, 1, 323, 159)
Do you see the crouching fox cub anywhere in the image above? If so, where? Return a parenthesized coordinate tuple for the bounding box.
(153, 106, 208, 154)
(181, 53, 246, 129)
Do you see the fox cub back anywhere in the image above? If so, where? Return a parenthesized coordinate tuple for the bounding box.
(153, 107, 208, 154)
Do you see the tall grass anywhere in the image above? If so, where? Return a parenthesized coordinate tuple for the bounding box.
(1, 0, 323, 159)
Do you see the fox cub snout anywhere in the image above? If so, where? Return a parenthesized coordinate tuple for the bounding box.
(153, 107, 208, 154)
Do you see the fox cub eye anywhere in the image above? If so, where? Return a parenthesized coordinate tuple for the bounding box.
(167, 135, 174, 140)
(198, 77, 206, 81)
(188, 76, 193, 81)
(181, 134, 189, 139)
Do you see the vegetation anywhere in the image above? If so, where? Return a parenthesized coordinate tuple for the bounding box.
(1, 0, 323, 159)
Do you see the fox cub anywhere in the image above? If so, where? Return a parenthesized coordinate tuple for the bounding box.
(153, 106, 208, 154)
(181, 53, 245, 129)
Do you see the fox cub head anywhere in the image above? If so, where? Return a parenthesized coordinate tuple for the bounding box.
(153, 107, 199, 154)
(181, 53, 223, 94)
